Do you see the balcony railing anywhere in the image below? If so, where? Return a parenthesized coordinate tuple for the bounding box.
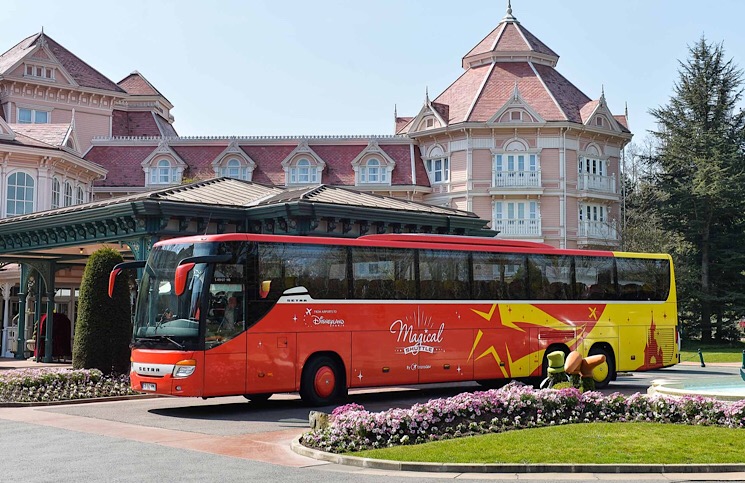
(494, 218, 542, 237)
(578, 221, 618, 240)
(493, 170, 541, 188)
(578, 173, 616, 193)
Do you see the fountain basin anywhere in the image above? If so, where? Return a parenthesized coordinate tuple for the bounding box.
(648, 376, 745, 401)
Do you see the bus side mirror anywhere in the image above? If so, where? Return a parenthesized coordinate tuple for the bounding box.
(109, 260, 146, 298)
(174, 263, 196, 296)
(260, 280, 271, 299)
(108, 268, 122, 298)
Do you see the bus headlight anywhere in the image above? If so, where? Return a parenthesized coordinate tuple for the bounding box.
(172, 359, 197, 378)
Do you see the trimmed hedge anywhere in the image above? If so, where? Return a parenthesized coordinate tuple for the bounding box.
(72, 247, 131, 374)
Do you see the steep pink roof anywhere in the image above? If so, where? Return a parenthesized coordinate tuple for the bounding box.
(463, 19, 557, 65)
(9, 123, 70, 147)
(118, 72, 161, 96)
(112, 111, 162, 137)
(86, 141, 421, 189)
(435, 62, 579, 123)
(0, 33, 124, 93)
(614, 115, 629, 131)
(533, 64, 591, 124)
(85, 145, 155, 186)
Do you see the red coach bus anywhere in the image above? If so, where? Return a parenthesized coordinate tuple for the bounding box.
(111, 233, 678, 405)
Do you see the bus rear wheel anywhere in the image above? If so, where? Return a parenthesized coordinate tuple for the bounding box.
(300, 355, 345, 406)
(588, 346, 615, 389)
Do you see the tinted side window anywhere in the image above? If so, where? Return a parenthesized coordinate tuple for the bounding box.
(472, 253, 526, 300)
(576, 256, 615, 300)
(419, 250, 470, 300)
(258, 243, 348, 300)
(352, 247, 416, 299)
(617, 258, 670, 301)
(528, 255, 573, 300)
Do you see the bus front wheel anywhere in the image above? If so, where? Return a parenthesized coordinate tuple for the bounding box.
(588, 346, 615, 389)
(300, 355, 345, 406)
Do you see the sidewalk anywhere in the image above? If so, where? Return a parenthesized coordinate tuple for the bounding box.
(0, 356, 71, 371)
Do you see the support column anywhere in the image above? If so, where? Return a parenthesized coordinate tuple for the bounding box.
(1, 282, 11, 358)
(15, 266, 29, 359)
(43, 263, 56, 363)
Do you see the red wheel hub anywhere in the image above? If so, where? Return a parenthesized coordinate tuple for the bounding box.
(313, 366, 335, 399)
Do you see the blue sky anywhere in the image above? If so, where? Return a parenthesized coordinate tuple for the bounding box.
(4, 0, 745, 144)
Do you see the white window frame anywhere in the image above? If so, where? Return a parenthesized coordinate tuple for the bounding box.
(288, 158, 319, 185)
(359, 157, 389, 184)
(219, 157, 251, 181)
(24, 63, 55, 80)
(17, 107, 51, 124)
(425, 157, 450, 184)
(51, 177, 61, 209)
(6, 171, 35, 217)
(149, 159, 178, 185)
(64, 181, 73, 207)
(76, 186, 84, 205)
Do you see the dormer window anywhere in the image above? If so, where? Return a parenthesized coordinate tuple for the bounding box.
(150, 159, 179, 185)
(17, 107, 50, 124)
(289, 158, 319, 185)
(219, 158, 251, 181)
(24, 63, 55, 80)
(424, 146, 450, 184)
(360, 158, 384, 184)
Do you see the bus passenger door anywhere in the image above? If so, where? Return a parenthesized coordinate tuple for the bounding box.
(245, 333, 297, 394)
(203, 337, 247, 397)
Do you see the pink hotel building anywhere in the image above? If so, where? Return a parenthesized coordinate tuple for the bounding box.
(0, 4, 630, 250)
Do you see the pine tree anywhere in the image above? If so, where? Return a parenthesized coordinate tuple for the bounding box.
(649, 37, 745, 341)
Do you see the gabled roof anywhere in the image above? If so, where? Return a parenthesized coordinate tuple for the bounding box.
(248, 184, 473, 218)
(0, 32, 125, 93)
(118, 70, 172, 106)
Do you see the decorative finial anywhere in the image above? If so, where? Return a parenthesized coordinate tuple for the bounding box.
(425, 86, 430, 104)
(600, 85, 606, 103)
(513, 80, 520, 100)
(503, 0, 517, 22)
(394, 104, 398, 119)
(625, 102, 628, 119)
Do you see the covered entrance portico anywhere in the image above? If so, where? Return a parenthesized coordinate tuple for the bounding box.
(0, 178, 495, 362)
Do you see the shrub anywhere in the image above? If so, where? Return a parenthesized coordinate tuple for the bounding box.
(72, 247, 132, 374)
(0, 368, 136, 403)
(300, 382, 745, 453)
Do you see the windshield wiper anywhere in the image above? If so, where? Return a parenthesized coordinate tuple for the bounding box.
(135, 336, 185, 350)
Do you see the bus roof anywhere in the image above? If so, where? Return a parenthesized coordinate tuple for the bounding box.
(152, 232, 645, 258)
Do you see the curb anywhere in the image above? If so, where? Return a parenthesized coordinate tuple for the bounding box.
(290, 439, 745, 474)
(0, 394, 160, 408)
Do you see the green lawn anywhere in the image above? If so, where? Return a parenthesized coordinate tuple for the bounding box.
(680, 339, 745, 364)
(351, 423, 745, 464)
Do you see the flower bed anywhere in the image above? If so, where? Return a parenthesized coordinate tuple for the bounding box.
(0, 368, 137, 403)
(300, 382, 745, 453)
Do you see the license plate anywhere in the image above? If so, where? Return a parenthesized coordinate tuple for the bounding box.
(142, 382, 156, 391)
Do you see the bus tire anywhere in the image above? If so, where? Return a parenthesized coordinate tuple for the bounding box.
(243, 393, 272, 403)
(588, 346, 615, 389)
(300, 355, 345, 407)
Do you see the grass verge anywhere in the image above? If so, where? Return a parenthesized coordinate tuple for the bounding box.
(680, 340, 745, 364)
(351, 422, 745, 464)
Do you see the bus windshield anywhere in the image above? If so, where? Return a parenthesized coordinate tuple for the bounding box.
(133, 242, 215, 350)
